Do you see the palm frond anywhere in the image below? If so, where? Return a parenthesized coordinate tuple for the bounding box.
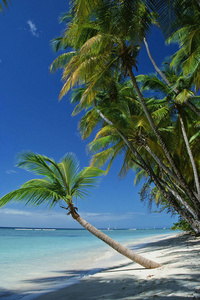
(58, 153, 80, 193)
(78, 109, 101, 139)
(90, 148, 115, 168)
(134, 169, 147, 185)
(137, 74, 171, 96)
(17, 152, 60, 181)
(152, 105, 170, 122)
(89, 135, 117, 153)
(0, 184, 61, 208)
(70, 166, 105, 198)
(71, 0, 100, 19)
(50, 52, 76, 73)
(147, 0, 186, 37)
(0, 152, 105, 210)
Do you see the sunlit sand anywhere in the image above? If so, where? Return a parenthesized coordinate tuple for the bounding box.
(30, 233, 200, 299)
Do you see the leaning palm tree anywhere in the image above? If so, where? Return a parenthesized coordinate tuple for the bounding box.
(0, 151, 161, 269)
(50, 1, 200, 232)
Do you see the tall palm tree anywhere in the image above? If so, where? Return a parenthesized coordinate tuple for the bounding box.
(72, 77, 200, 233)
(145, 0, 200, 94)
(51, 0, 197, 194)
(137, 66, 200, 190)
(0, 151, 161, 269)
(167, 4, 200, 91)
(50, 2, 200, 232)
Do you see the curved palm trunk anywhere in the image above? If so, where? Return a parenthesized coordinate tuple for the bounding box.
(144, 37, 200, 198)
(94, 106, 200, 233)
(162, 191, 200, 234)
(143, 38, 178, 92)
(187, 101, 200, 117)
(74, 214, 162, 269)
(160, 179, 199, 220)
(144, 145, 179, 183)
(143, 39, 200, 213)
(127, 67, 200, 212)
(143, 37, 200, 117)
(128, 67, 180, 175)
(179, 113, 200, 196)
(66, 202, 161, 269)
(128, 67, 181, 178)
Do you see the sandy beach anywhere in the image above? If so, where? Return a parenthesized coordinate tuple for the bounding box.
(33, 233, 200, 300)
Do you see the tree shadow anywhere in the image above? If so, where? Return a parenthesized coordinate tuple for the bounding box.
(33, 271, 200, 300)
(2, 234, 200, 299)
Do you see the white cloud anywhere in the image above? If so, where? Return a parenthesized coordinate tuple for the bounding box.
(0, 208, 144, 228)
(0, 208, 176, 229)
(80, 211, 146, 224)
(6, 170, 17, 174)
(1, 208, 31, 216)
(27, 20, 39, 37)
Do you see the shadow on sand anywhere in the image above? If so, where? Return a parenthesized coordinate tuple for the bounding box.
(1, 234, 200, 300)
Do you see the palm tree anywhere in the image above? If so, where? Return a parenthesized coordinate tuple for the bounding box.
(71, 77, 200, 233)
(137, 65, 200, 197)
(52, 0, 197, 192)
(167, 5, 200, 91)
(144, 0, 200, 99)
(0, 151, 161, 269)
(50, 2, 200, 233)
(143, 37, 200, 117)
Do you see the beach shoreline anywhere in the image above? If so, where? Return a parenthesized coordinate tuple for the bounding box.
(2, 232, 200, 300)
(0, 229, 174, 300)
(32, 233, 200, 300)
(13, 232, 199, 300)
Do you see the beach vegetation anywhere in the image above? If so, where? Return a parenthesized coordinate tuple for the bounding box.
(50, 0, 200, 234)
(0, 151, 161, 269)
(171, 216, 195, 234)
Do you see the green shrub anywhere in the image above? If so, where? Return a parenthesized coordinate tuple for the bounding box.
(171, 216, 194, 233)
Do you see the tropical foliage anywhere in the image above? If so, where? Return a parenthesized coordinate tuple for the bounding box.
(0, 152, 161, 268)
(171, 216, 195, 233)
(50, 0, 200, 234)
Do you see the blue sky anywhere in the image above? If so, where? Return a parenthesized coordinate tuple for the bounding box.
(0, 1, 178, 229)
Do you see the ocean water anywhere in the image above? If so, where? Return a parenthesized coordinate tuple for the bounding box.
(0, 227, 174, 299)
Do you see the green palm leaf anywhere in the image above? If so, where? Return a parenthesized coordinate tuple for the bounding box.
(0, 152, 105, 208)
(50, 52, 76, 73)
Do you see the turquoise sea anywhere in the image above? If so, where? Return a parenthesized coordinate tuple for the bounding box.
(0, 227, 175, 299)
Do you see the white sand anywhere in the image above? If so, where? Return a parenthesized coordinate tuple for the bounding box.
(33, 233, 200, 299)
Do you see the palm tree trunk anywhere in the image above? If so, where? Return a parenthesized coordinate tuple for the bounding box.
(162, 192, 200, 234)
(143, 37, 200, 207)
(160, 179, 199, 220)
(187, 100, 200, 117)
(127, 66, 200, 212)
(143, 37, 200, 117)
(144, 145, 180, 183)
(94, 106, 200, 232)
(143, 38, 179, 92)
(128, 67, 181, 178)
(179, 113, 200, 196)
(73, 214, 162, 269)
